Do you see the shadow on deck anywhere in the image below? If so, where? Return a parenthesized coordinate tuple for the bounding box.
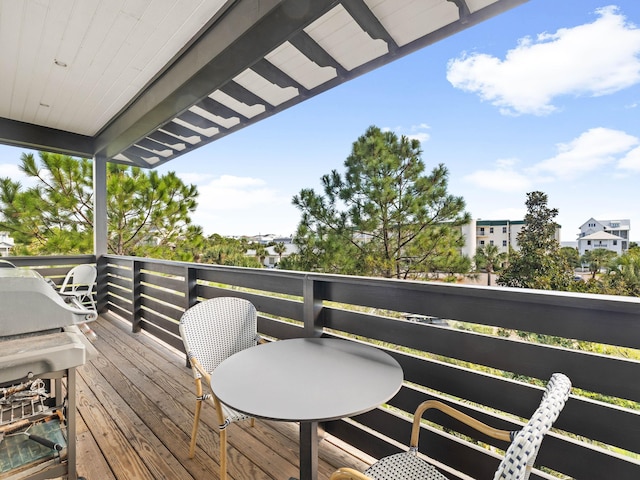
(74, 314, 372, 480)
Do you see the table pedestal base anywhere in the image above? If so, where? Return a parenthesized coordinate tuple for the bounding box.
(297, 421, 318, 480)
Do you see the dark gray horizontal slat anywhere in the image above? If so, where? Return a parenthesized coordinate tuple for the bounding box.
(104, 256, 131, 266)
(146, 130, 187, 148)
(197, 96, 247, 122)
(197, 267, 304, 297)
(105, 302, 133, 322)
(140, 287, 184, 320)
(121, 145, 158, 161)
(138, 319, 184, 352)
(139, 272, 185, 293)
(289, 31, 346, 73)
(137, 260, 187, 278)
(7, 255, 95, 267)
(178, 110, 221, 130)
(139, 308, 180, 336)
(106, 293, 132, 313)
(135, 137, 176, 155)
(196, 283, 303, 321)
(252, 59, 305, 92)
(342, 0, 398, 48)
(160, 121, 201, 139)
(140, 297, 182, 323)
(106, 274, 132, 291)
(257, 316, 303, 340)
(220, 81, 271, 110)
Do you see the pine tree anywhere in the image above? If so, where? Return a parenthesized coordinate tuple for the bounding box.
(497, 191, 573, 289)
(291, 126, 470, 279)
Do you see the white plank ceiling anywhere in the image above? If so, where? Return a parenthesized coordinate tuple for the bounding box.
(0, 0, 529, 168)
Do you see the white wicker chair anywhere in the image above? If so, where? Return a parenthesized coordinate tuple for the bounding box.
(58, 264, 97, 310)
(330, 373, 572, 480)
(179, 297, 259, 480)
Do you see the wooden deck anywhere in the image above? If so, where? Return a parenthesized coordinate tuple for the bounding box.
(73, 313, 373, 480)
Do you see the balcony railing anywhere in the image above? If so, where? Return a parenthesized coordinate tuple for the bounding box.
(8, 254, 640, 479)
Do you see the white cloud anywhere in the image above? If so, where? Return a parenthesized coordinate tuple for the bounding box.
(530, 127, 639, 178)
(383, 124, 431, 143)
(408, 132, 430, 143)
(463, 158, 532, 192)
(178, 172, 215, 184)
(464, 127, 640, 195)
(182, 174, 296, 236)
(406, 123, 431, 143)
(0, 163, 39, 187)
(618, 145, 640, 171)
(0, 163, 24, 179)
(196, 175, 286, 211)
(446, 6, 640, 115)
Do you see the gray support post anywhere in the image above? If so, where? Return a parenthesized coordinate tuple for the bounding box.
(303, 275, 323, 338)
(185, 265, 198, 311)
(132, 259, 142, 333)
(92, 155, 108, 256)
(93, 155, 108, 313)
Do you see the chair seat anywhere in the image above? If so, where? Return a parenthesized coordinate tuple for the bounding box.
(364, 452, 449, 480)
(211, 373, 251, 427)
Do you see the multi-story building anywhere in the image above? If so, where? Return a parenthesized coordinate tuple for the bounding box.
(461, 219, 560, 260)
(577, 218, 630, 255)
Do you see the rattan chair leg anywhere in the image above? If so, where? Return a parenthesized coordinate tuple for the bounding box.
(189, 398, 202, 458)
(219, 427, 228, 480)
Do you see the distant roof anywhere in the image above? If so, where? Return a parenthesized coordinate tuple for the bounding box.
(476, 220, 525, 226)
(580, 231, 624, 241)
(580, 218, 630, 229)
(0, 0, 528, 168)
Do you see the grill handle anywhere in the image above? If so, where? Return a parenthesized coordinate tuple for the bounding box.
(26, 433, 63, 451)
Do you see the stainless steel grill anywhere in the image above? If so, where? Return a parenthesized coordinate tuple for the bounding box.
(0, 267, 96, 480)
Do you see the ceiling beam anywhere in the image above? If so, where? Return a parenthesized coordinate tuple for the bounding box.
(0, 117, 94, 158)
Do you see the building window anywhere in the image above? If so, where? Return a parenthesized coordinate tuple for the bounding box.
(489, 227, 494, 234)
(613, 240, 618, 246)
(502, 227, 507, 233)
(503, 240, 507, 247)
(490, 240, 494, 245)
(480, 240, 485, 245)
(587, 240, 591, 245)
(479, 227, 485, 234)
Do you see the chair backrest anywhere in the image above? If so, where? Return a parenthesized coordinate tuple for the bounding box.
(60, 264, 97, 293)
(493, 373, 572, 480)
(179, 297, 258, 378)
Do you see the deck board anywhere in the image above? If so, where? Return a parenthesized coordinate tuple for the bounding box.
(72, 313, 372, 480)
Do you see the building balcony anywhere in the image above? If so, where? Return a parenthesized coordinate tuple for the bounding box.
(5, 254, 640, 479)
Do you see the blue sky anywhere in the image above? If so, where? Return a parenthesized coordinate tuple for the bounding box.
(2, 1, 640, 243)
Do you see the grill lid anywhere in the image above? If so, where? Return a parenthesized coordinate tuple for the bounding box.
(0, 269, 97, 338)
